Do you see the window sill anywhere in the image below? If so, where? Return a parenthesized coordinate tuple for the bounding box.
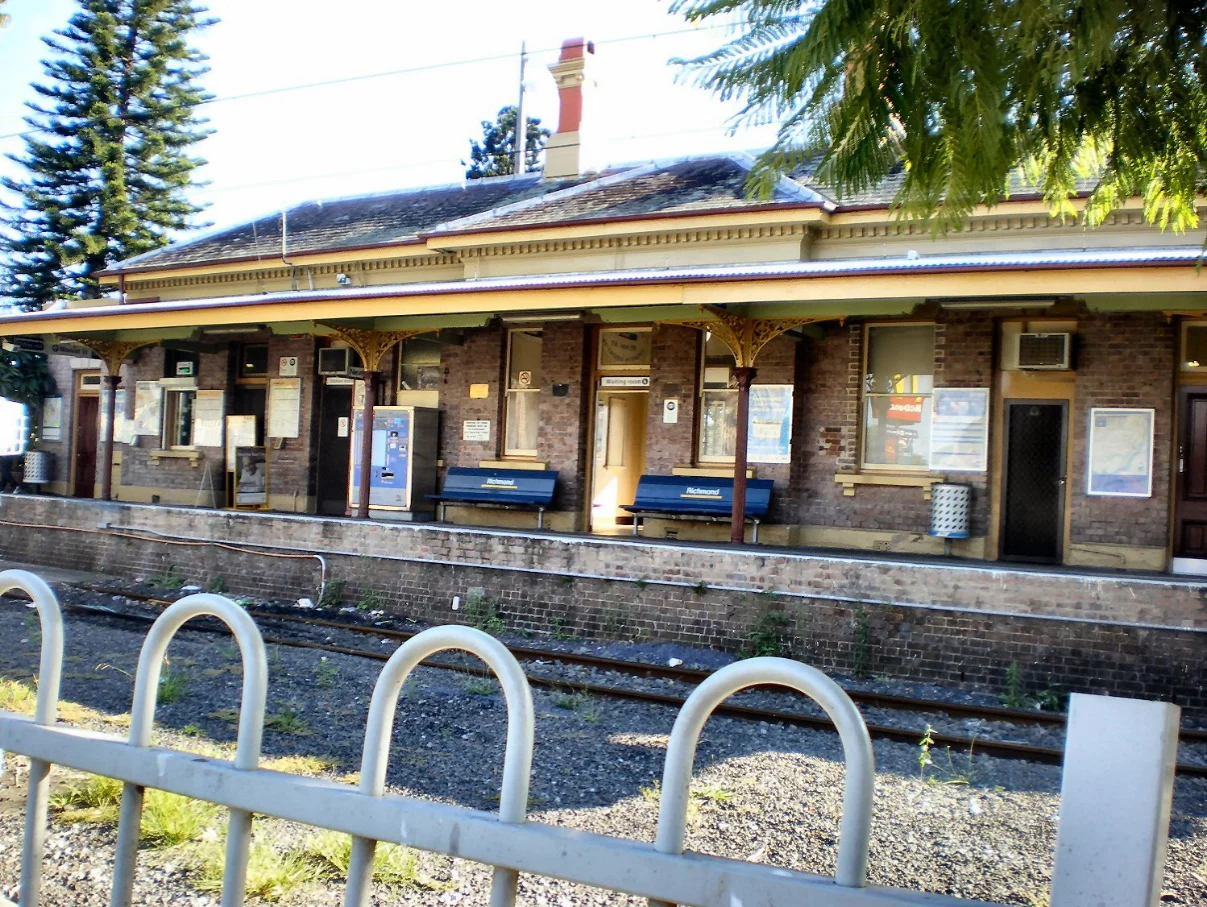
(149, 449, 203, 466)
(834, 471, 945, 499)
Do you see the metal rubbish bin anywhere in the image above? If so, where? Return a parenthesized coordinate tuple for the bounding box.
(929, 483, 971, 540)
(22, 449, 52, 486)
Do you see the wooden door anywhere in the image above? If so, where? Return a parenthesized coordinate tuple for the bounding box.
(1174, 388, 1207, 558)
(317, 383, 353, 516)
(1000, 401, 1067, 562)
(590, 391, 648, 530)
(73, 395, 99, 498)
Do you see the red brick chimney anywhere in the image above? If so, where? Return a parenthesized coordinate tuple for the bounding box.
(544, 38, 597, 179)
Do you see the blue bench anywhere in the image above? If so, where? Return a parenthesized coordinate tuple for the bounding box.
(621, 474, 774, 542)
(429, 467, 558, 529)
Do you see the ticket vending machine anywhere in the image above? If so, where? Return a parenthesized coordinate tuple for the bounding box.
(348, 406, 439, 519)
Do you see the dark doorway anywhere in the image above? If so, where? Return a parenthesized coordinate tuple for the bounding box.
(230, 386, 266, 446)
(73, 395, 99, 498)
(1001, 401, 1067, 562)
(317, 382, 353, 516)
(1174, 388, 1207, 558)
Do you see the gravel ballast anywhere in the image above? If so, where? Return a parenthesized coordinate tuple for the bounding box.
(0, 604, 1204, 906)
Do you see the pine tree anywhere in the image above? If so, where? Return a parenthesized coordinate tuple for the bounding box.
(672, 0, 1207, 233)
(464, 105, 550, 179)
(1, 1, 213, 309)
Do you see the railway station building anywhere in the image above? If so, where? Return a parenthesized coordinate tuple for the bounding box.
(0, 40, 1205, 707)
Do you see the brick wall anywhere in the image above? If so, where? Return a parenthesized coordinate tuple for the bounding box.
(265, 336, 320, 501)
(1069, 312, 1174, 549)
(538, 323, 590, 511)
(644, 324, 699, 474)
(1, 498, 1203, 707)
(440, 326, 505, 467)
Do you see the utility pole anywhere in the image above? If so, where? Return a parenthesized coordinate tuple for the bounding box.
(513, 41, 527, 175)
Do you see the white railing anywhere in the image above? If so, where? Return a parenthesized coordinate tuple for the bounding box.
(0, 568, 1181, 907)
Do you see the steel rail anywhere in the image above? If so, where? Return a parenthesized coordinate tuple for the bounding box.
(19, 592, 1207, 778)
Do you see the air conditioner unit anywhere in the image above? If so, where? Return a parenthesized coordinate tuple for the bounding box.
(317, 347, 350, 376)
(1017, 332, 1072, 370)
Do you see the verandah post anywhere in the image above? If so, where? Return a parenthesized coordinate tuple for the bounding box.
(730, 366, 755, 544)
(99, 374, 120, 501)
(356, 370, 377, 520)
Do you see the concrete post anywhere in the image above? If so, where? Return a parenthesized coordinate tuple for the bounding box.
(1050, 693, 1180, 907)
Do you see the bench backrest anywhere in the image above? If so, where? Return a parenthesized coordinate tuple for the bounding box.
(630, 474, 773, 517)
(437, 467, 558, 504)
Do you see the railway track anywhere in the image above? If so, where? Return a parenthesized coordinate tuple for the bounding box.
(9, 582, 1207, 777)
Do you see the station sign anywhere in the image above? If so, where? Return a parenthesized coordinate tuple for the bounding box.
(600, 375, 650, 388)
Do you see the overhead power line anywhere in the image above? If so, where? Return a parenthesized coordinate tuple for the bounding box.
(0, 23, 733, 143)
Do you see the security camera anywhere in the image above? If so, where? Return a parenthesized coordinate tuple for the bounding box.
(336, 273, 352, 286)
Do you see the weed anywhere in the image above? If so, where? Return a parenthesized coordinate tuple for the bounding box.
(1000, 662, 1028, 709)
(151, 565, 185, 592)
(692, 581, 709, 596)
(549, 616, 572, 641)
(357, 587, 383, 612)
(560, 575, 576, 588)
(157, 665, 189, 705)
(181, 724, 202, 737)
(691, 783, 733, 804)
(918, 725, 935, 778)
(741, 610, 792, 658)
(207, 576, 227, 594)
(579, 695, 602, 724)
(267, 647, 285, 672)
(319, 576, 345, 609)
(852, 606, 871, 678)
(198, 838, 317, 902)
(52, 774, 217, 845)
(1033, 687, 1065, 713)
(552, 692, 580, 711)
(299, 830, 446, 888)
(261, 754, 342, 776)
(463, 679, 497, 696)
(207, 708, 240, 726)
(0, 677, 35, 714)
(464, 591, 505, 636)
(639, 780, 661, 804)
(314, 657, 338, 689)
(635, 577, 649, 590)
(218, 643, 240, 662)
(265, 707, 311, 736)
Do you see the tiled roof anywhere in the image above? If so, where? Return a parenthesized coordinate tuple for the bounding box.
(109, 152, 1088, 273)
(110, 174, 588, 271)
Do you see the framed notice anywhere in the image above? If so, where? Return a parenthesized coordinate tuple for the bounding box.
(929, 387, 990, 472)
(267, 378, 301, 438)
(748, 385, 793, 464)
(1087, 408, 1154, 497)
(225, 415, 257, 472)
(133, 381, 163, 436)
(192, 390, 225, 448)
(41, 396, 62, 441)
(462, 419, 491, 442)
(234, 446, 268, 507)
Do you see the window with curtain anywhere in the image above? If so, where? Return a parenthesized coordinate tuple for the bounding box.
(862, 324, 935, 468)
(504, 329, 542, 456)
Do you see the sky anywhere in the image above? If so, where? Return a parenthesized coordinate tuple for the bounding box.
(0, 0, 780, 236)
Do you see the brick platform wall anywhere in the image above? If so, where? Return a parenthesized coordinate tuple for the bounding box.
(1, 497, 1203, 708)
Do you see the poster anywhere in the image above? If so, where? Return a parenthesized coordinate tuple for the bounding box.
(112, 390, 134, 445)
(192, 390, 225, 448)
(1087, 408, 1154, 497)
(225, 415, 257, 472)
(133, 381, 162, 436)
(929, 388, 990, 472)
(462, 420, 491, 442)
(41, 396, 62, 441)
(268, 378, 301, 438)
(234, 447, 268, 506)
(748, 385, 793, 464)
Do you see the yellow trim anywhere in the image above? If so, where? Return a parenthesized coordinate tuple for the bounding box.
(478, 459, 546, 470)
(834, 471, 946, 499)
(6, 266, 1207, 337)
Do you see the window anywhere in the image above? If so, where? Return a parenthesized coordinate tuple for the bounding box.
(397, 337, 443, 394)
(162, 389, 196, 449)
(1182, 323, 1207, 371)
(239, 344, 269, 379)
(697, 333, 794, 464)
(0, 398, 28, 456)
(504, 329, 542, 456)
(862, 324, 935, 468)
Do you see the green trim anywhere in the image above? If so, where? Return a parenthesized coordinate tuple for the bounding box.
(1084, 292, 1207, 312)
